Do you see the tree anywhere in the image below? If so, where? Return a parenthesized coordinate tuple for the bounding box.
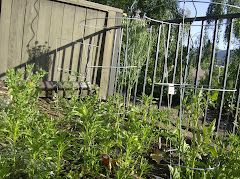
(206, 0, 240, 111)
(206, 0, 240, 40)
(88, 0, 183, 20)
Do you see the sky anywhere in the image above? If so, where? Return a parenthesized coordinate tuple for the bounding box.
(178, 1, 228, 50)
(179, 1, 210, 17)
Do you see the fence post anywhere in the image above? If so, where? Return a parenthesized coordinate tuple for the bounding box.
(99, 11, 122, 99)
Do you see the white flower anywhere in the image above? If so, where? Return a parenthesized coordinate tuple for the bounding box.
(49, 171, 55, 176)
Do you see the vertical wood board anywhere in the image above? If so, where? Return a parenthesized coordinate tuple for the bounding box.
(107, 12, 122, 95)
(80, 8, 98, 80)
(48, 1, 64, 81)
(99, 11, 116, 98)
(71, 6, 86, 81)
(0, 0, 12, 78)
(36, 0, 53, 45)
(59, 3, 75, 81)
(21, 0, 40, 68)
(91, 11, 106, 85)
(86, 11, 103, 81)
(35, 0, 53, 80)
(7, 0, 27, 69)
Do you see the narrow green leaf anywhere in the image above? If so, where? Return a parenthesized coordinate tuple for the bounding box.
(202, 125, 207, 137)
(209, 146, 217, 158)
(212, 92, 219, 101)
(71, 110, 83, 117)
(196, 132, 201, 144)
(208, 119, 216, 135)
(168, 165, 174, 174)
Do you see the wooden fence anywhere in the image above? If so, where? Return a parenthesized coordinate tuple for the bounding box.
(0, 0, 123, 97)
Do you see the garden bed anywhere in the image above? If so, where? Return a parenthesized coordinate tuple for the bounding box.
(0, 65, 239, 178)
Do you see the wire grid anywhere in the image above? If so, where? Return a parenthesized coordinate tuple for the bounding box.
(54, 0, 240, 175)
(55, 17, 145, 115)
(145, 0, 240, 174)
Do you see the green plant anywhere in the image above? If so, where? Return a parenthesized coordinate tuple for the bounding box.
(217, 123, 240, 179)
(166, 91, 222, 178)
(52, 131, 71, 178)
(0, 155, 10, 178)
(1, 63, 239, 179)
(23, 114, 58, 178)
(0, 64, 55, 178)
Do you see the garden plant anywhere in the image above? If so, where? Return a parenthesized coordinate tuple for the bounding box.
(0, 64, 239, 178)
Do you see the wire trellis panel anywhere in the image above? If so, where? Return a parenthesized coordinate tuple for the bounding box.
(54, 1, 240, 175)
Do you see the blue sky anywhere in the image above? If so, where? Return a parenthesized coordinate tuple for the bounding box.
(179, 1, 210, 17)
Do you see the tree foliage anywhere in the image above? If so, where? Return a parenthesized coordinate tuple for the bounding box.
(207, 0, 240, 40)
(88, 0, 183, 20)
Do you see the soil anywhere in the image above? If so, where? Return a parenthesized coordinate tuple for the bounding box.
(37, 97, 61, 119)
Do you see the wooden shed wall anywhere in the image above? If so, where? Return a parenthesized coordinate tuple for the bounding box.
(0, 0, 122, 97)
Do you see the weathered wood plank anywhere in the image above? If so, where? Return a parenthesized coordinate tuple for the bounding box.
(7, 0, 27, 70)
(48, 1, 64, 81)
(21, 0, 40, 73)
(59, 3, 75, 81)
(71, 6, 87, 81)
(80, 8, 98, 81)
(0, 0, 12, 79)
(52, 0, 123, 13)
(36, 0, 52, 45)
(107, 12, 122, 95)
(34, 0, 53, 80)
(85, 11, 101, 84)
(99, 11, 116, 98)
(91, 11, 106, 85)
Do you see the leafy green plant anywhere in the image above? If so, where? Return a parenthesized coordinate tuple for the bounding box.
(217, 125, 240, 179)
(166, 91, 222, 178)
(0, 155, 10, 178)
(0, 63, 239, 179)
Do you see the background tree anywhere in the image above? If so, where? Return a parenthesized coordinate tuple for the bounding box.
(88, 0, 183, 20)
(206, 0, 240, 41)
(206, 0, 240, 110)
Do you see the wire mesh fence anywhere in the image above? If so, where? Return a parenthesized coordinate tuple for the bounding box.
(55, 1, 240, 176)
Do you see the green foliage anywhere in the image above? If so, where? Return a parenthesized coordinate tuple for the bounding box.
(217, 133, 240, 178)
(88, 0, 183, 20)
(207, 0, 225, 17)
(118, 18, 154, 97)
(168, 91, 222, 179)
(207, 0, 240, 40)
(0, 64, 239, 178)
(0, 65, 55, 178)
(0, 155, 10, 178)
(0, 65, 168, 178)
